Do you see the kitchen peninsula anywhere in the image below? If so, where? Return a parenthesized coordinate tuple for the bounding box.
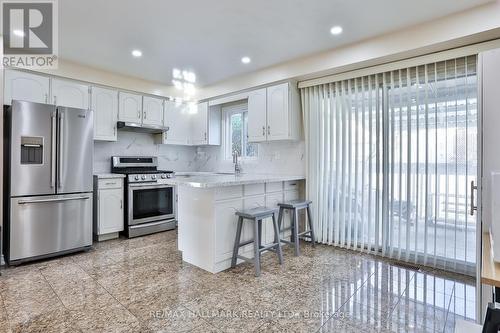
(170, 173, 305, 273)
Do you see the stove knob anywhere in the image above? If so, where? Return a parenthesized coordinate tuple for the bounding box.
(161, 174, 166, 179)
(151, 175, 157, 179)
(134, 175, 139, 180)
(141, 175, 147, 180)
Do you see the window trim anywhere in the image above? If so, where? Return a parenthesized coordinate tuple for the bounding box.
(222, 102, 258, 161)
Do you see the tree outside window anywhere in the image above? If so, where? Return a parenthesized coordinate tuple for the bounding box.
(224, 104, 258, 159)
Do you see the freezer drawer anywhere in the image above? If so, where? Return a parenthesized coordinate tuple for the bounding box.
(9, 193, 92, 262)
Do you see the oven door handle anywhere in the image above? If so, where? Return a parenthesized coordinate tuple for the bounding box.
(128, 184, 174, 189)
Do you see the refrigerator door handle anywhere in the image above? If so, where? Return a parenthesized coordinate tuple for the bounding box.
(57, 110, 64, 189)
(18, 196, 91, 205)
(50, 111, 56, 188)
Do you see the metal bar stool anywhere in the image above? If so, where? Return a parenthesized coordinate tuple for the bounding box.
(231, 207, 284, 277)
(277, 200, 315, 256)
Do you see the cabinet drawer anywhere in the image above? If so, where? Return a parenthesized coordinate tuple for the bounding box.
(244, 183, 265, 196)
(98, 178, 123, 189)
(266, 182, 283, 193)
(215, 185, 243, 201)
(284, 180, 300, 191)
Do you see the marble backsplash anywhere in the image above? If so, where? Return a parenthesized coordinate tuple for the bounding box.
(193, 140, 305, 176)
(94, 131, 305, 176)
(93, 131, 198, 173)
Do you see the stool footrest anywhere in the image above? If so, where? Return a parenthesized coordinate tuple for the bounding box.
(259, 243, 280, 252)
(237, 239, 254, 248)
(236, 255, 253, 264)
(298, 230, 313, 237)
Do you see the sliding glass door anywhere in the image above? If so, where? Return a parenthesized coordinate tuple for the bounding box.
(301, 56, 478, 275)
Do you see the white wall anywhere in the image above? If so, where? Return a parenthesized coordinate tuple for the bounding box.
(35, 59, 185, 99)
(199, 0, 500, 100)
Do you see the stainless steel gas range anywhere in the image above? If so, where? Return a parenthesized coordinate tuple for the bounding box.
(111, 156, 176, 238)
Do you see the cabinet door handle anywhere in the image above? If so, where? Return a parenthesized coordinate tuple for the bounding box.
(143, 111, 147, 119)
(262, 126, 266, 136)
(267, 125, 271, 135)
(45, 93, 48, 104)
(204, 132, 207, 141)
(120, 199, 123, 209)
(53, 95, 57, 105)
(137, 111, 140, 119)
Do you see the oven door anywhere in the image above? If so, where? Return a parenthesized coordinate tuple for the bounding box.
(128, 183, 175, 225)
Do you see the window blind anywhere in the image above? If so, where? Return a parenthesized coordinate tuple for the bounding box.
(301, 56, 478, 275)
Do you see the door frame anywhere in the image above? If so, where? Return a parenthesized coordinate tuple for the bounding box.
(477, 53, 484, 324)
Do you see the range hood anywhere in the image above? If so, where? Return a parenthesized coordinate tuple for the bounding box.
(117, 121, 169, 134)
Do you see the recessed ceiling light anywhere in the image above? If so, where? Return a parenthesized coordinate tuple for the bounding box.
(241, 56, 251, 64)
(131, 49, 142, 57)
(330, 26, 343, 35)
(13, 29, 24, 37)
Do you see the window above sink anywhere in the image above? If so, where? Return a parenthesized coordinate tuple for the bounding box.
(222, 102, 258, 161)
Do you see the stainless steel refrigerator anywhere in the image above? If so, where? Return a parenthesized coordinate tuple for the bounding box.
(3, 100, 93, 264)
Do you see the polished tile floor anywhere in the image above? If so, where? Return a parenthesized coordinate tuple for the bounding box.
(0, 231, 476, 332)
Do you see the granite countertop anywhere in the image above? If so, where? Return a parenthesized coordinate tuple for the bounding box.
(167, 173, 305, 188)
(94, 173, 126, 179)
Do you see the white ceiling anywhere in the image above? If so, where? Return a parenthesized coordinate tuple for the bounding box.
(59, 0, 492, 87)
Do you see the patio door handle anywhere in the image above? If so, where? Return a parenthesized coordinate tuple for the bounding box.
(470, 180, 477, 216)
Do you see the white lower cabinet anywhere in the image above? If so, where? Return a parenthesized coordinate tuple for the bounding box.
(264, 192, 284, 245)
(242, 195, 266, 252)
(177, 180, 304, 273)
(93, 176, 124, 241)
(283, 190, 299, 234)
(214, 198, 244, 259)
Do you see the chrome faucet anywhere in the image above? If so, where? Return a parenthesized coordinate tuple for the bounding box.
(233, 152, 242, 175)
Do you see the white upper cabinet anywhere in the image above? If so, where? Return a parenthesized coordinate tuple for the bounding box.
(92, 87, 118, 141)
(162, 100, 190, 145)
(118, 92, 142, 123)
(247, 88, 267, 142)
(266, 82, 290, 141)
(246, 82, 301, 143)
(142, 96, 164, 127)
(4, 69, 50, 105)
(190, 102, 209, 145)
(51, 78, 90, 109)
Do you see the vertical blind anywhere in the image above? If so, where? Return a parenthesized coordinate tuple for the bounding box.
(301, 56, 478, 275)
